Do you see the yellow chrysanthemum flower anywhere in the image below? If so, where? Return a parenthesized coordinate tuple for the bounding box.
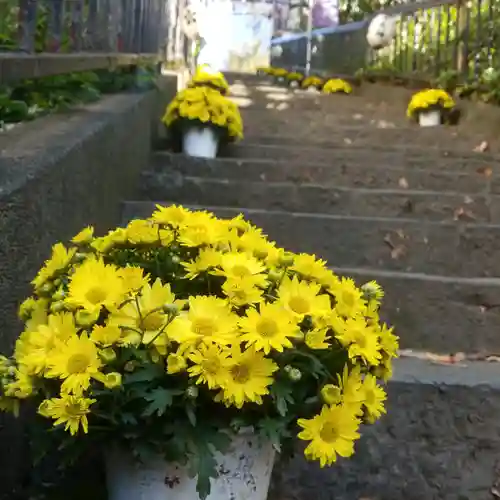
(32, 243, 76, 290)
(335, 316, 382, 366)
(45, 332, 103, 396)
(167, 296, 238, 348)
(222, 276, 264, 307)
(66, 257, 125, 314)
(166, 353, 187, 374)
(213, 252, 268, 287)
(361, 374, 387, 423)
(108, 278, 181, 351)
(328, 277, 366, 318)
(17, 312, 77, 375)
(277, 276, 331, 319)
(297, 404, 361, 467)
(188, 344, 232, 388)
(116, 266, 150, 295)
(71, 226, 94, 244)
(218, 347, 278, 408)
(238, 303, 299, 354)
(150, 204, 192, 227)
(182, 248, 222, 279)
(322, 78, 352, 94)
(38, 394, 95, 435)
(290, 253, 330, 283)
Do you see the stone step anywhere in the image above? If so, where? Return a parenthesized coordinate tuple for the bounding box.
(149, 152, 492, 194)
(243, 130, 495, 156)
(123, 201, 500, 353)
(222, 143, 496, 173)
(139, 174, 496, 223)
(270, 356, 500, 500)
(130, 191, 500, 277)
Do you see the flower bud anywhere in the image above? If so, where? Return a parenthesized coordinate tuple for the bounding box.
(74, 252, 87, 263)
(170, 255, 181, 265)
(186, 385, 199, 399)
(278, 253, 294, 267)
(99, 348, 117, 363)
(162, 303, 179, 316)
(287, 367, 302, 382)
(267, 270, 282, 283)
(124, 361, 137, 373)
(39, 282, 53, 295)
(103, 372, 122, 389)
(361, 280, 384, 302)
(254, 249, 268, 260)
(75, 310, 99, 327)
(50, 301, 65, 314)
(52, 289, 66, 301)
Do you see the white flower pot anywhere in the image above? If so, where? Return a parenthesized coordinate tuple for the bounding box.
(105, 433, 275, 500)
(289, 81, 299, 89)
(275, 76, 285, 84)
(182, 126, 219, 158)
(418, 110, 441, 127)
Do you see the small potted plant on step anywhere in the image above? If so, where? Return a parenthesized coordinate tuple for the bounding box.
(272, 68, 289, 85)
(301, 76, 325, 92)
(406, 88, 456, 127)
(0, 204, 398, 500)
(322, 78, 353, 94)
(188, 65, 230, 95)
(162, 86, 243, 158)
(285, 71, 304, 89)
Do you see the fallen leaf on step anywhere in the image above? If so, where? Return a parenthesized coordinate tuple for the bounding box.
(491, 487, 500, 498)
(383, 234, 406, 259)
(353, 113, 363, 120)
(376, 120, 396, 129)
(473, 140, 489, 152)
(343, 138, 353, 145)
(464, 195, 474, 204)
(398, 177, 409, 189)
(476, 165, 493, 177)
(395, 229, 406, 239)
(453, 206, 476, 221)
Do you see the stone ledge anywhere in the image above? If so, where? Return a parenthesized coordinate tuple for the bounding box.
(271, 370, 500, 500)
(0, 76, 177, 499)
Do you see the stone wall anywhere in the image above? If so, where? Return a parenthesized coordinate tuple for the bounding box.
(0, 75, 178, 499)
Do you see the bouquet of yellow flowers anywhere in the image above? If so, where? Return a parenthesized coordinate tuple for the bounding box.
(0, 205, 398, 499)
(162, 85, 243, 142)
(301, 76, 325, 90)
(406, 88, 455, 120)
(323, 78, 353, 94)
(188, 65, 230, 96)
(256, 66, 273, 75)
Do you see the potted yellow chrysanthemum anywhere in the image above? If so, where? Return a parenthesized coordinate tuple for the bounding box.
(0, 205, 398, 500)
(323, 78, 353, 95)
(406, 88, 455, 127)
(162, 85, 243, 158)
(188, 65, 230, 96)
(301, 76, 325, 92)
(286, 71, 304, 89)
(272, 68, 288, 84)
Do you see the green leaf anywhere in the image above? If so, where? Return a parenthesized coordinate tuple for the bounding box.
(271, 381, 295, 417)
(142, 388, 183, 417)
(189, 444, 218, 500)
(186, 405, 197, 427)
(123, 365, 164, 384)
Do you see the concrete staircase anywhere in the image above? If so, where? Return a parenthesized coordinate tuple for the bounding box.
(123, 73, 500, 499)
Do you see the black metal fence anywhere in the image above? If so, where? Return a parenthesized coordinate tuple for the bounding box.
(0, 0, 172, 84)
(270, 0, 500, 82)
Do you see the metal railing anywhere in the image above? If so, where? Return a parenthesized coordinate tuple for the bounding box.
(0, 0, 171, 84)
(270, 0, 500, 82)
